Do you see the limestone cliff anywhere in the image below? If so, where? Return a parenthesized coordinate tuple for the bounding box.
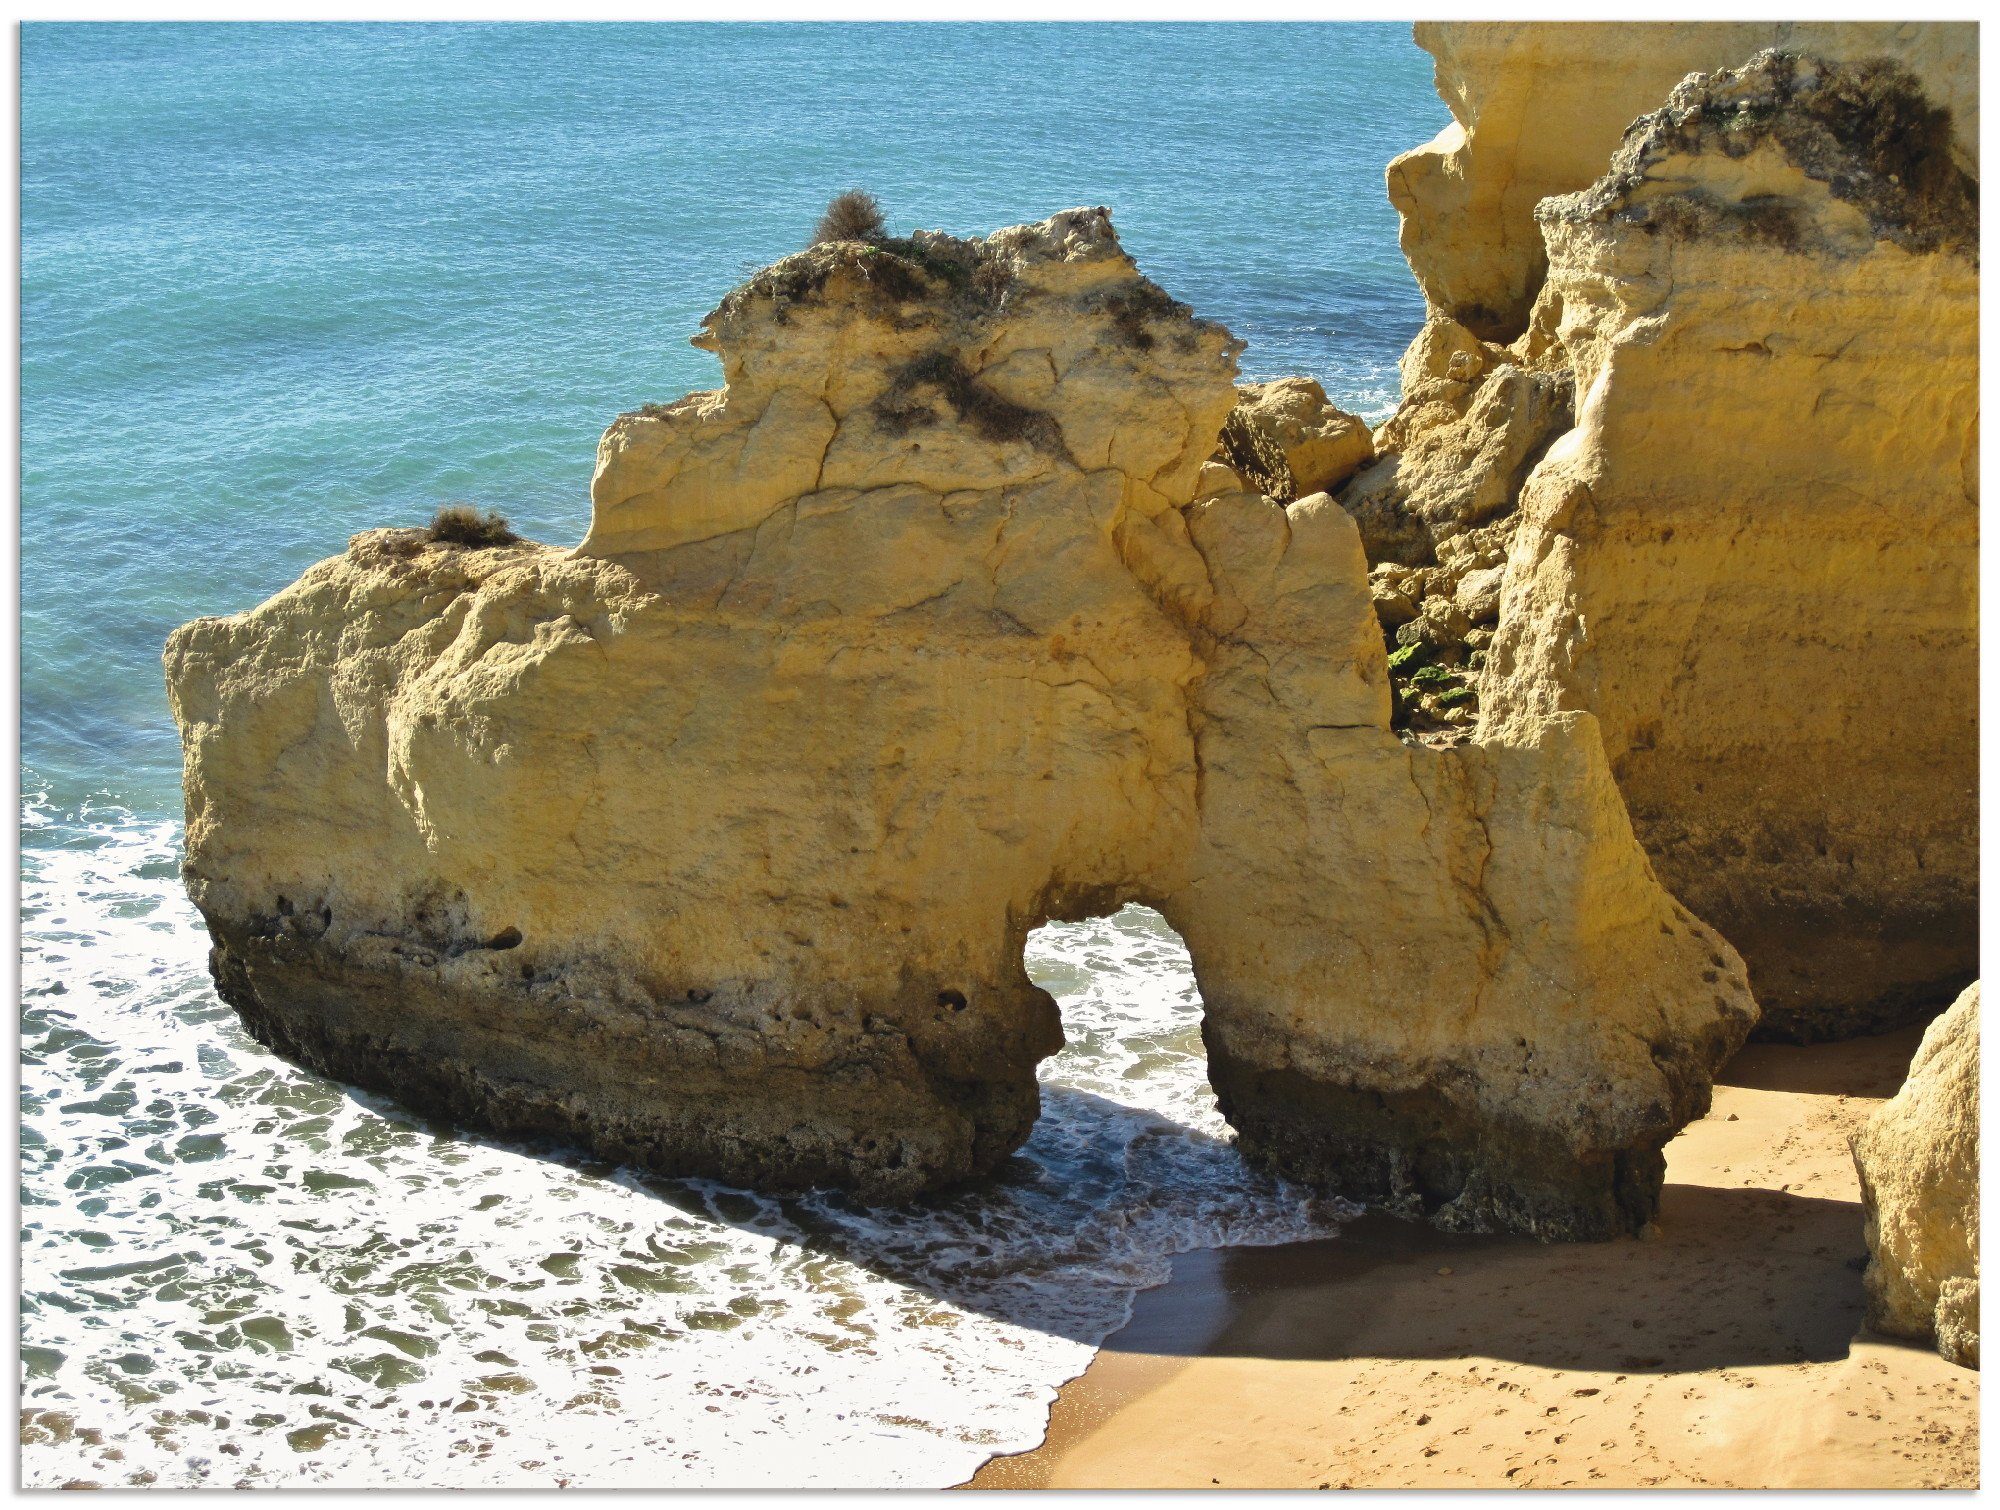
(1480, 50, 1979, 1040)
(1852, 983, 1980, 1369)
(166, 208, 1756, 1241)
(1391, 22, 1978, 340)
(1360, 39, 1978, 1040)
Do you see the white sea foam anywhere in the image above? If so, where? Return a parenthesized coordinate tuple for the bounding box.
(19, 790, 1351, 1488)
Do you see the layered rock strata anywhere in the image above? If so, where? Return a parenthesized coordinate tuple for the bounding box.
(1852, 983, 1980, 1368)
(1480, 51, 1979, 1039)
(167, 208, 1756, 1240)
(1362, 39, 1978, 1039)
(1390, 21, 1979, 340)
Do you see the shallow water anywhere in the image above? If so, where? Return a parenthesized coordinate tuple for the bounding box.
(21, 21, 1434, 1487)
(20, 787, 1355, 1487)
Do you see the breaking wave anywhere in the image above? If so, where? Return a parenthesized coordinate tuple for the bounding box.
(20, 786, 1350, 1488)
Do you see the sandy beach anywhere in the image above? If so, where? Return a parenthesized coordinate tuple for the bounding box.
(967, 1026, 1977, 1490)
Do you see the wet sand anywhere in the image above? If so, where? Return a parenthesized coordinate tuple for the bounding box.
(967, 1027, 1978, 1489)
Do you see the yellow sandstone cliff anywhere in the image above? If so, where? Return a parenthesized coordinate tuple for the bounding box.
(1357, 39, 1978, 1040)
(162, 25, 1978, 1244)
(1389, 21, 1978, 340)
(165, 208, 1756, 1240)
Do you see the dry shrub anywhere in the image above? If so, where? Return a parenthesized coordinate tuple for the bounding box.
(812, 189, 886, 245)
(427, 504, 519, 547)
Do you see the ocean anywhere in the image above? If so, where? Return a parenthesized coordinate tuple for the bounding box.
(20, 22, 1437, 1488)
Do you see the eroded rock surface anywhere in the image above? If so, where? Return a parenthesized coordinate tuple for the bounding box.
(1477, 51, 1979, 1040)
(1332, 310, 1574, 742)
(1204, 376, 1374, 503)
(167, 209, 1755, 1239)
(1357, 39, 1977, 1038)
(1391, 22, 1978, 340)
(1853, 983, 1980, 1369)
(1345, 319, 1567, 564)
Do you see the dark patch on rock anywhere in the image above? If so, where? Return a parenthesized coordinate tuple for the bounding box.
(874, 349, 1064, 452)
(1206, 1047, 1721, 1243)
(1547, 49, 1977, 260)
(1096, 280, 1195, 352)
(1217, 406, 1297, 503)
(200, 912, 1055, 1203)
(715, 231, 1023, 328)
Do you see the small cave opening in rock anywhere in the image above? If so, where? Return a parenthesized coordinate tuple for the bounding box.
(1024, 903, 1207, 1107)
(1016, 903, 1347, 1247)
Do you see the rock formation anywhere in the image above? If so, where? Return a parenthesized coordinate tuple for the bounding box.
(1335, 313, 1574, 742)
(1852, 983, 1980, 1368)
(167, 208, 1757, 1241)
(1390, 21, 1979, 340)
(1361, 39, 1979, 1040)
(1203, 377, 1374, 503)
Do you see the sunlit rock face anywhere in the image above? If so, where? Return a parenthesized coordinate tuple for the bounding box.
(1354, 36, 1977, 1041)
(1853, 982, 1980, 1370)
(167, 208, 1755, 1241)
(1476, 51, 1979, 1040)
(1388, 21, 1978, 341)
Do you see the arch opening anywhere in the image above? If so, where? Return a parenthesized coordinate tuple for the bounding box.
(1016, 904, 1348, 1239)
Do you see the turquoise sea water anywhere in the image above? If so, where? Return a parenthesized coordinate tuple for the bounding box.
(22, 22, 1437, 1487)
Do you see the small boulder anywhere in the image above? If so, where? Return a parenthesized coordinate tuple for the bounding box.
(1225, 377, 1375, 499)
(1194, 459, 1245, 499)
(1455, 564, 1505, 623)
(1394, 595, 1473, 663)
(1420, 594, 1473, 647)
(1852, 982, 1980, 1368)
(1371, 580, 1419, 630)
(1398, 315, 1492, 392)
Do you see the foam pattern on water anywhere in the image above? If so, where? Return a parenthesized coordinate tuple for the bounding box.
(20, 788, 1352, 1488)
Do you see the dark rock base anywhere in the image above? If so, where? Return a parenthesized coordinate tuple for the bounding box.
(1210, 1055, 1676, 1243)
(204, 917, 1047, 1203)
(1729, 922, 1975, 1045)
(202, 912, 1751, 1243)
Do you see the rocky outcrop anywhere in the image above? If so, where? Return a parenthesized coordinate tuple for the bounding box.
(1852, 983, 1979, 1368)
(1341, 319, 1569, 570)
(1360, 37, 1978, 1040)
(1475, 50, 1979, 1041)
(166, 208, 1757, 1241)
(1205, 377, 1373, 502)
(1391, 22, 1979, 340)
(1333, 311, 1574, 742)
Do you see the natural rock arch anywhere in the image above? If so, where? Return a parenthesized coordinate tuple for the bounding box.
(167, 208, 1755, 1241)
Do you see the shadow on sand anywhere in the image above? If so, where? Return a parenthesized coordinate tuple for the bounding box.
(346, 1024, 1922, 1371)
(1179, 1183, 1866, 1374)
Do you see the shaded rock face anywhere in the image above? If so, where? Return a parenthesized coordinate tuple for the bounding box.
(1852, 983, 1979, 1369)
(1479, 50, 1979, 1041)
(166, 208, 1757, 1241)
(1390, 21, 1979, 340)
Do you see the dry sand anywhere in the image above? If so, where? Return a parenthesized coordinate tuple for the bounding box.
(967, 1027, 1977, 1489)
